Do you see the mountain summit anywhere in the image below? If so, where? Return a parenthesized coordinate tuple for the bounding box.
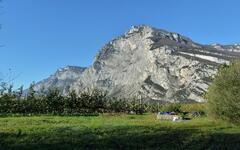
(34, 25, 240, 103)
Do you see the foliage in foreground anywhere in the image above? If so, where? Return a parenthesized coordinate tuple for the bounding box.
(206, 60, 240, 123)
(0, 114, 240, 150)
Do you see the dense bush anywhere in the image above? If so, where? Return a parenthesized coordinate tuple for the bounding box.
(180, 103, 207, 117)
(160, 103, 181, 113)
(0, 94, 16, 113)
(180, 103, 206, 113)
(145, 103, 162, 113)
(206, 61, 240, 123)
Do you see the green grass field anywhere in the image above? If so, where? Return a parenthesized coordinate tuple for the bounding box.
(1, 114, 240, 150)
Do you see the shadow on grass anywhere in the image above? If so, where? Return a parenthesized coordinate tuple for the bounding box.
(1, 125, 240, 150)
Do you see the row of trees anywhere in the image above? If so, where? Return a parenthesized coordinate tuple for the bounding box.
(0, 70, 208, 117)
(0, 83, 162, 115)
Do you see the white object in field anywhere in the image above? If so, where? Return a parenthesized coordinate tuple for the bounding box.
(172, 116, 181, 122)
(157, 113, 181, 121)
(130, 111, 135, 114)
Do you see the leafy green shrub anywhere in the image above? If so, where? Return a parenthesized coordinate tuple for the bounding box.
(79, 89, 108, 113)
(107, 98, 130, 113)
(129, 98, 146, 114)
(45, 87, 64, 114)
(180, 103, 207, 115)
(0, 94, 16, 113)
(206, 61, 240, 123)
(160, 103, 181, 113)
(145, 104, 160, 113)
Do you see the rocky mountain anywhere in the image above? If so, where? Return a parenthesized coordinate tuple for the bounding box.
(34, 25, 240, 103)
(34, 66, 86, 94)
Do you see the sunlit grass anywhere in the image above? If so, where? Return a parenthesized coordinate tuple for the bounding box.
(0, 114, 240, 150)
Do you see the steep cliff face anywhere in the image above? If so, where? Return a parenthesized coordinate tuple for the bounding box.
(35, 25, 240, 102)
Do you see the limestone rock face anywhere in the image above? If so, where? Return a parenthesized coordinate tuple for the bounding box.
(35, 25, 240, 102)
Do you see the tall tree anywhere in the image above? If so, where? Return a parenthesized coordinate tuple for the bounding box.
(27, 82, 36, 100)
(206, 61, 240, 123)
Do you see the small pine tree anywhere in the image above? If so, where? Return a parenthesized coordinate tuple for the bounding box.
(27, 82, 36, 100)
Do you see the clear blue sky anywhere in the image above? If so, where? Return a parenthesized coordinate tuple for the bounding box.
(1, 0, 240, 88)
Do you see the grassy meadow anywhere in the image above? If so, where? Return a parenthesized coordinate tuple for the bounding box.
(1, 114, 240, 150)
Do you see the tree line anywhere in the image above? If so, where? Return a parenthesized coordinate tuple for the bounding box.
(0, 83, 163, 115)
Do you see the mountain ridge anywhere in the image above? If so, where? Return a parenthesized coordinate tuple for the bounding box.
(33, 25, 240, 103)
